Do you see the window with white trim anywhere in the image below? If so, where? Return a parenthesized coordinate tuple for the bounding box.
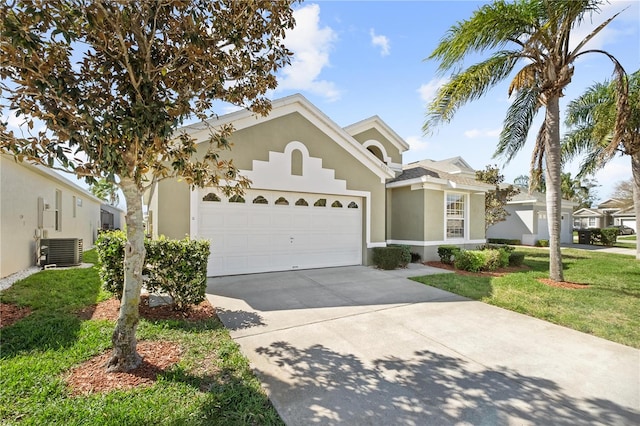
(588, 217, 596, 227)
(55, 189, 62, 231)
(446, 193, 465, 239)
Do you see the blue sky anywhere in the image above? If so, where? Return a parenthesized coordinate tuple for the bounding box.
(253, 0, 639, 202)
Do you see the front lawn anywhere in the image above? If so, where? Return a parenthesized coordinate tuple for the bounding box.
(616, 234, 637, 249)
(412, 248, 640, 348)
(0, 250, 283, 425)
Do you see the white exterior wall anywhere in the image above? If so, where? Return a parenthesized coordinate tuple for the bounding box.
(486, 204, 573, 245)
(1, 156, 101, 278)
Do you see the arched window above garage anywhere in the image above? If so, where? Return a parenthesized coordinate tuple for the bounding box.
(253, 196, 268, 204)
(348, 201, 358, 209)
(331, 201, 343, 208)
(229, 195, 245, 203)
(202, 193, 221, 202)
(295, 198, 309, 206)
(275, 197, 289, 205)
(314, 198, 327, 207)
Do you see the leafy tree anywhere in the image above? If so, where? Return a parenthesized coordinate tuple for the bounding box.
(513, 173, 545, 193)
(423, 0, 628, 281)
(610, 178, 634, 207)
(476, 165, 520, 230)
(563, 71, 639, 258)
(0, 0, 296, 371)
(90, 178, 120, 207)
(561, 173, 598, 209)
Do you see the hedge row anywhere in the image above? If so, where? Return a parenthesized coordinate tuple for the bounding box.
(438, 244, 524, 272)
(372, 245, 413, 270)
(96, 231, 210, 311)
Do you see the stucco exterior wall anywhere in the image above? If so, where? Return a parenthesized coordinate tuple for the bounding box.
(1, 157, 101, 278)
(486, 204, 573, 245)
(423, 189, 444, 241)
(388, 186, 424, 241)
(154, 111, 388, 263)
(350, 128, 403, 165)
(469, 193, 486, 241)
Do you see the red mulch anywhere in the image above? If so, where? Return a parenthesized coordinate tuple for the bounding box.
(0, 303, 32, 328)
(65, 340, 181, 396)
(425, 261, 588, 289)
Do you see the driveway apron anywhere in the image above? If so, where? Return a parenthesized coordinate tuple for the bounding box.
(206, 265, 640, 425)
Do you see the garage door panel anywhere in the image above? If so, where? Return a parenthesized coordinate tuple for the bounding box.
(198, 189, 363, 276)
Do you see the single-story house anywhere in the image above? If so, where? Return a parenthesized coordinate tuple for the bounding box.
(149, 94, 493, 276)
(573, 198, 636, 230)
(0, 154, 102, 278)
(100, 204, 126, 231)
(486, 191, 576, 245)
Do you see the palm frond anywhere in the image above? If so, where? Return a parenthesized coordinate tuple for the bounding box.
(424, 51, 520, 133)
(508, 63, 539, 96)
(494, 85, 541, 162)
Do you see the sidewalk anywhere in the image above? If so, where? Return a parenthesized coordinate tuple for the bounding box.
(562, 243, 636, 256)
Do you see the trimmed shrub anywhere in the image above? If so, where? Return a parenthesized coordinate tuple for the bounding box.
(508, 251, 525, 266)
(477, 243, 515, 253)
(145, 237, 210, 311)
(390, 244, 412, 267)
(372, 246, 403, 270)
(591, 228, 618, 246)
(487, 238, 521, 245)
(453, 250, 486, 272)
(437, 245, 461, 264)
(535, 239, 549, 247)
(96, 230, 127, 299)
(485, 248, 510, 271)
(95, 232, 210, 311)
(410, 252, 422, 263)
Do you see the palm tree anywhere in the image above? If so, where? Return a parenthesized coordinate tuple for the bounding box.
(424, 0, 628, 281)
(563, 70, 639, 258)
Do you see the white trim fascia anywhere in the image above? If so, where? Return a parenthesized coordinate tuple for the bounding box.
(179, 94, 394, 181)
(388, 162, 403, 172)
(343, 116, 410, 152)
(387, 239, 486, 247)
(447, 181, 492, 192)
(367, 242, 387, 248)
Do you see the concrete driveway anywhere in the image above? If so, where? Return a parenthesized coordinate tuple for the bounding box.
(206, 265, 640, 425)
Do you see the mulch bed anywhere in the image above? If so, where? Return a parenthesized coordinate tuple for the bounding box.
(0, 303, 33, 328)
(425, 261, 588, 289)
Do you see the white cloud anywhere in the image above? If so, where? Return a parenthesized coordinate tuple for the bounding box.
(277, 4, 340, 101)
(569, 0, 638, 52)
(405, 135, 430, 153)
(464, 128, 501, 139)
(418, 78, 449, 104)
(369, 28, 390, 56)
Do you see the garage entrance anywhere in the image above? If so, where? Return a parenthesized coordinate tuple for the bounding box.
(198, 189, 363, 276)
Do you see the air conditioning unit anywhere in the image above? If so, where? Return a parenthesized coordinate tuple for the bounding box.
(39, 238, 83, 267)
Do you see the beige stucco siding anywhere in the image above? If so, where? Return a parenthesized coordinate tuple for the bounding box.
(350, 128, 402, 165)
(154, 111, 388, 249)
(1, 156, 101, 278)
(469, 193, 486, 240)
(423, 189, 445, 241)
(388, 186, 425, 241)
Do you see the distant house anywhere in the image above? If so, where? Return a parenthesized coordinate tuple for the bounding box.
(486, 191, 577, 245)
(573, 198, 636, 230)
(100, 204, 126, 230)
(0, 154, 101, 278)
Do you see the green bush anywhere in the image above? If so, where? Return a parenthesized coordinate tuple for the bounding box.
(484, 248, 511, 271)
(95, 232, 210, 310)
(591, 228, 618, 246)
(487, 238, 521, 245)
(535, 239, 549, 247)
(477, 243, 515, 253)
(453, 250, 486, 272)
(372, 247, 403, 270)
(508, 251, 525, 266)
(96, 230, 127, 299)
(437, 245, 461, 264)
(390, 244, 412, 267)
(145, 237, 210, 311)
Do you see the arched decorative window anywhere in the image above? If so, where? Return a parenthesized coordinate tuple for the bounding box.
(202, 193, 221, 202)
(291, 149, 303, 176)
(366, 146, 385, 162)
(253, 195, 268, 204)
(275, 197, 289, 205)
(314, 198, 327, 207)
(229, 195, 245, 203)
(295, 198, 308, 206)
(347, 201, 359, 209)
(331, 200, 343, 208)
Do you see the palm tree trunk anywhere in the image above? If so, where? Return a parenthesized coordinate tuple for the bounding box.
(105, 176, 145, 372)
(632, 153, 640, 260)
(544, 95, 565, 282)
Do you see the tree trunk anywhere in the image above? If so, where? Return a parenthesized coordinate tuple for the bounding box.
(544, 95, 565, 282)
(105, 176, 146, 372)
(632, 153, 640, 260)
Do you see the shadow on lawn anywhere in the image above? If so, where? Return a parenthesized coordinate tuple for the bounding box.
(253, 341, 640, 425)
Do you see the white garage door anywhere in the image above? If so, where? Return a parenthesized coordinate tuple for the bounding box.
(621, 219, 636, 230)
(198, 189, 363, 276)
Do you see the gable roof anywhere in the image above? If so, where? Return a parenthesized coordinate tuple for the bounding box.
(572, 208, 603, 217)
(343, 116, 410, 153)
(507, 190, 578, 209)
(179, 94, 395, 181)
(405, 156, 476, 177)
(387, 164, 494, 192)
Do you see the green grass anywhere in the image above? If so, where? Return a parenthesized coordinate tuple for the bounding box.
(412, 247, 640, 348)
(1, 250, 283, 425)
(616, 234, 637, 249)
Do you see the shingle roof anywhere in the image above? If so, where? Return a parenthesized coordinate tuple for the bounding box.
(388, 165, 493, 190)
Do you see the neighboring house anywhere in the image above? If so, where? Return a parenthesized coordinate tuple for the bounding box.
(573, 198, 636, 230)
(486, 191, 576, 245)
(149, 94, 492, 276)
(0, 154, 102, 278)
(386, 157, 493, 260)
(100, 204, 126, 230)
